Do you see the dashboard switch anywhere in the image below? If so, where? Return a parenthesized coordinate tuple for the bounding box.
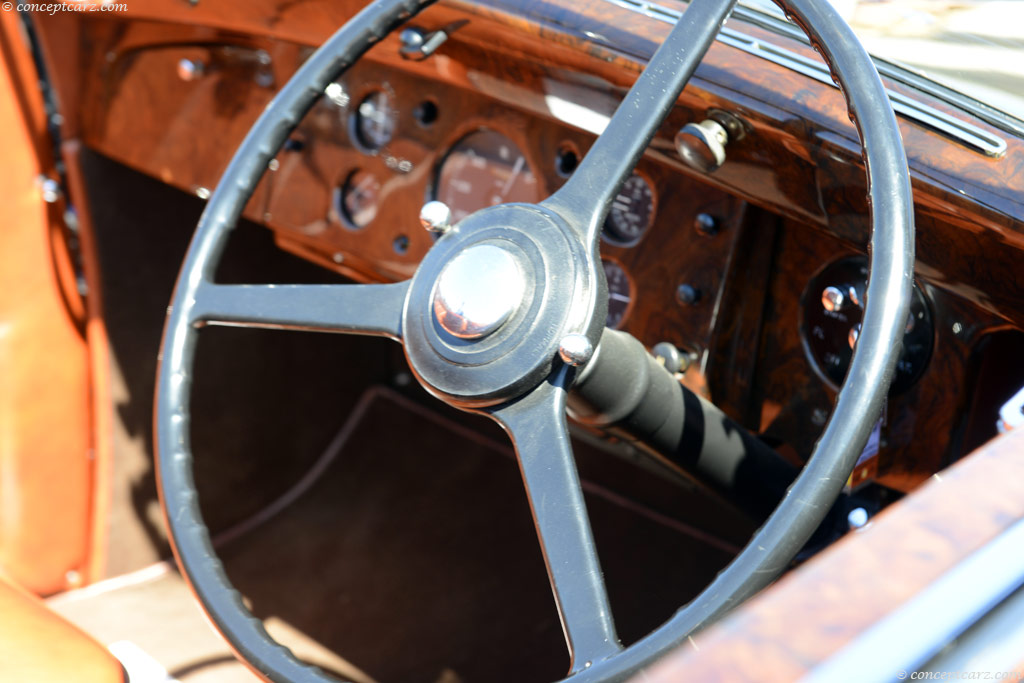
(675, 119, 729, 173)
(803, 256, 933, 394)
(848, 323, 861, 350)
(652, 342, 682, 374)
(822, 285, 846, 312)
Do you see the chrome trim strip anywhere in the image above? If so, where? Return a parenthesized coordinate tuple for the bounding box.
(603, 0, 1008, 158)
(802, 516, 1024, 682)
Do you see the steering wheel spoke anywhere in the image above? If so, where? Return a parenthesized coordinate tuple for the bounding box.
(541, 0, 737, 247)
(488, 367, 622, 672)
(189, 281, 409, 339)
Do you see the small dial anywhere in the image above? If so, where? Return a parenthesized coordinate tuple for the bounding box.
(802, 256, 933, 393)
(603, 173, 655, 246)
(337, 169, 381, 229)
(354, 90, 397, 150)
(603, 259, 633, 329)
(434, 130, 540, 223)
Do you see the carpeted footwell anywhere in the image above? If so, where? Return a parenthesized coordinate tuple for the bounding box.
(53, 385, 740, 683)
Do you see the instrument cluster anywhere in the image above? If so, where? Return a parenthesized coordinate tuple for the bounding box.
(429, 131, 655, 330)
(265, 61, 748, 379)
(327, 75, 665, 331)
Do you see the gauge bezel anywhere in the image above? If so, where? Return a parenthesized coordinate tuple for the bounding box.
(430, 125, 543, 224)
(335, 168, 382, 230)
(600, 169, 658, 248)
(800, 254, 934, 394)
(348, 82, 398, 153)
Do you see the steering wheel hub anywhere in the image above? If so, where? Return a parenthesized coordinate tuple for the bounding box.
(402, 203, 604, 407)
(432, 243, 525, 339)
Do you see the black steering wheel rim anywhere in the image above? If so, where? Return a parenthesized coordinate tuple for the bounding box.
(155, 0, 914, 681)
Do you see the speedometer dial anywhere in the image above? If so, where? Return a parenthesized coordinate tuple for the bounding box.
(434, 130, 540, 223)
(602, 173, 655, 246)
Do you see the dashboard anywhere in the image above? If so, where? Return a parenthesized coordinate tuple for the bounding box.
(39, 0, 1024, 498)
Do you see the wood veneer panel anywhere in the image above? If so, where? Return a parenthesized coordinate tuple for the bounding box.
(637, 425, 1024, 681)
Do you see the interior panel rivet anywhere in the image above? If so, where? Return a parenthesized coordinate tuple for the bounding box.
(676, 283, 701, 306)
(694, 212, 719, 235)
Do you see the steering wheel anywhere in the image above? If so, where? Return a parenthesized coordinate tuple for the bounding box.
(155, 0, 913, 680)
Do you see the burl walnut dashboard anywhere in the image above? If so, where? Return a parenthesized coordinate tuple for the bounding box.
(35, 0, 1024, 496)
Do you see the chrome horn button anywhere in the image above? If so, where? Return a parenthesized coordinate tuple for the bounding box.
(432, 243, 525, 339)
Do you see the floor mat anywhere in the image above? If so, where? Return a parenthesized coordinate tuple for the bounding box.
(216, 387, 737, 683)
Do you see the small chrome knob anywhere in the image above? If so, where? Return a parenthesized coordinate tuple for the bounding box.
(822, 286, 846, 312)
(847, 285, 862, 308)
(433, 244, 524, 339)
(420, 200, 452, 235)
(848, 323, 861, 350)
(675, 119, 729, 173)
(559, 334, 594, 367)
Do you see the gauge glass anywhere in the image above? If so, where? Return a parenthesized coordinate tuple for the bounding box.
(603, 259, 633, 329)
(354, 90, 397, 150)
(337, 169, 381, 229)
(434, 130, 540, 223)
(603, 173, 655, 246)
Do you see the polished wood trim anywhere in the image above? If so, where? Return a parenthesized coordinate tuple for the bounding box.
(636, 426, 1024, 681)
(27, 1, 1024, 491)
(32, 3, 1024, 320)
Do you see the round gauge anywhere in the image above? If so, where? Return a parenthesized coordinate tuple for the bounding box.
(602, 259, 633, 329)
(337, 169, 381, 229)
(354, 90, 397, 150)
(603, 173, 655, 246)
(434, 130, 540, 223)
(802, 256, 933, 394)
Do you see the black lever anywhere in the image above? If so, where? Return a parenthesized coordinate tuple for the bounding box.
(569, 328, 801, 521)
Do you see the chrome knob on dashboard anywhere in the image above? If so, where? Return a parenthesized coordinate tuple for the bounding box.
(675, 110, 748, 174)
(420, 200, 453, 235)
(848, 323, 861, 350)
(822, 285, 847, 312)
(675, 119, 729, 173)
(432, 244, 525, 339)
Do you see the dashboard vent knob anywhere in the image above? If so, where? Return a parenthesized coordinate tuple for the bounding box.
(675, 118, 729, 173)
